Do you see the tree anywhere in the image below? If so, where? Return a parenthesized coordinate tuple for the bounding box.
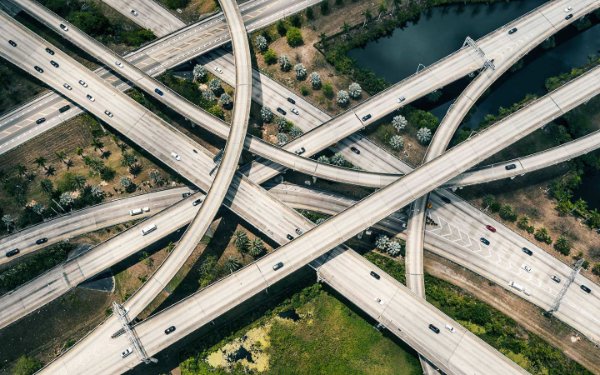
(336, 90, 350, 107)
(149, 169, 163, 185)
(208, 105, 224, 120)
(294, 63, 307, 80)
(317, 155, 330, 164)
(11, 355, 42, 375)
(276, 20, 287, 36)
(290, 14, 302, 27)
(202, 89, 216, 102)
(59, 192, 74, 207)
(534, 227, 552, 245)
(392, 115, 407, 131)
(276, 133, 289, 146)
(316, 217, 326, 225)
(44, 165, 56, 177)
(224, 256, 241, 273)
(278, 55, 291, 71)
(16, 164, 27, 176)
(208, 78, 222, 94)
(499, 204, 517, 222)
(330, 152, 345, 166)
(233, 230, 249, 252)
(290, 126, 303, 138)
(121, 152, 136, 167)
(553, 235, 571, 255)
(91, 185, 104, 198)
(260, 106, 273, 123)
(592, 263, 600, 276)
(129, 163, 143, 176)
(389, 135, 404, 150)
(34, 156, 47, 168)
(348, 82, 362, 99)
(310, 71, 321, 89)
(40, 179, 54, 194)
(320, 0, 330, 15)
(286, 27, 304, 47)
(192, 64, 207, 82)
(219, 92, 232, 108)
(276, 117, 291, 132)
(64, 158, 74, 169)
(264, 48, 277, 65)
(120, 176, 134, 191)
(322, 83, 334, 99)
(375, 234, 389, 250)
(387, 241, 402, 257)
(2, 214, 14, 232)
(409, 110, 439, 131)
(255, 35, 268, 52)
(32, 203, 45, 216)
(249, 238, 265, 258)
(416, 127, 432, 144)
(91, 138, 104, 151)
(73, 174, 87, 190)
(306, 6, 314, 20)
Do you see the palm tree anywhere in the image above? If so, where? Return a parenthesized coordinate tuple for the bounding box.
(233, 230, 249, 252)
(223, 256, 241, 273)
(16, 164, 27, 176)
(2, 214, 14, 232)
(44, 165, 56, 176)
(249, 238, 265, 258)
(73, 175, 87, 190)
(40, 179, 54, 194)
(64, 159, 74, 169)
(91, 138, 104, 152)
(55, 150, 67, 161)
(34, 157, 47, 168)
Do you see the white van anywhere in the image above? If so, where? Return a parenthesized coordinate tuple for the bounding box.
(509, 281, 524, 292)
(129, 207, 149, 216)
(141, 223, 157, 235)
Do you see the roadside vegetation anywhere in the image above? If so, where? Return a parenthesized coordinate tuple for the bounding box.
(159, 0, 218, 23)
(37, 0, 156, 52)
(364, 251, 591, 374)
(0, 114, 173, 236)
(179, 284, 421, 374)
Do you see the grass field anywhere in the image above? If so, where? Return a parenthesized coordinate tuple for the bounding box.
(180, 284, 422, 374)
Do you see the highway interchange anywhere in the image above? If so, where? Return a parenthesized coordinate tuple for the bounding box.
(0, 0, 599, 374)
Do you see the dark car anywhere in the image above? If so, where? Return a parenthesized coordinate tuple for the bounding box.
(485, 225, 496, 233)
(505, 163, 517, 170)
(551, 275, 561, 283)
(295, 228, 303, 235)
(164, 326, 176, 335)
(350, 146, 360, 154)
(286, 234, 294, 241)
(581, 285, 592, 294)
(34, 66, 44, 73)
(36, 238, 48, 245)
(294, 147, 305, 155)
(155, 88, 164, 96)
(440, 196, 451, 204)
(59, 105, 71, 113)
(522, 247, 533, 256)
(370, 271, 380, 280)
(192, 198, 202, 206)
(508, 27, 518, 34)
(8, 40, 17, 47)
(276, 107, 287, 116)
(361, 114, 372, 122)
(60, 23, 68, 31)
(287, 97, 296, 104)
(565, 13, 573, 20)
(36, 118, 46, 125)
(480, 237, 490, 246)
(182, 192, 192, 198)
(45, 47, 55, 55)
(273, 262, 284, 271)
(428, 324, 440, 334)
(5, 248, 19, 257)
(50, 60, 59, 68)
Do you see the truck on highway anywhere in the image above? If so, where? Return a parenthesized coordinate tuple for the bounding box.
(509, 281, 525, 292)
(129, 207, 150, 216)
(141, 223, 157, 235)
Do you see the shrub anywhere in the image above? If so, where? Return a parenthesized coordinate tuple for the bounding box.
(260, 106, 273, 123)
(320, 0, 330, 15)
(255, 35, 268, 52)
(264, 49, 277, 65)
(336, 90, 350, 106)
(286, 27, 304, 47)
(276, 20, 287, 36)
(553, 236, 571, 255)
(592, 263, 600, 276)
(534, 227, 552, 245)
(208, 105, 224, 119)
(278, 55, 291, 71)
(499, 204, 517, 222)
(294, 63, 307, 80)
(300, 85, 310, 96)
(310, 72, 321, 89)
(322, 83, 334, 99)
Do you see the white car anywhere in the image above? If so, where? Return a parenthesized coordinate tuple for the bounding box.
(115, 61, 124, 68)
(291, 108, 299, 115)
(522, 264, 532, 272)
(79, 80, 88, 87)
(104, 110, 113, 117)
(445, 324, 455, 333)
(130, 9, 139, 16)
(214, 66, 223, 74)
(121, 347, 132, 358)
(63, 83, 72, 90)
(86, 94, 95, 102)
(397, 96, 406, 103)
(564, 6, 572, 12)
(171, 152, 181, 161)
(375, 298, 384, 305)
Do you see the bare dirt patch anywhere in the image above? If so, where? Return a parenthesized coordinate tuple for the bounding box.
(158, 0, 218, 24)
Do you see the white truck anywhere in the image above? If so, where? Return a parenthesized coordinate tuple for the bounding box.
(509, 281, 525, 292)
(141, 223, 157, 235)
(129, 207, 150, 216)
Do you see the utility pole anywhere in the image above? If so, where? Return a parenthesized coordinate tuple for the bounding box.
(463, 36, 495, 71)
(546, 259, 584, 316)
(112, 302, 157, 364)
